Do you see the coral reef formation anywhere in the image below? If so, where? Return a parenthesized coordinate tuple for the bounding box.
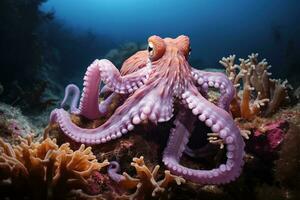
(0, 135, 109, 199)
(220, 53, 291, 119)
(49, 35, 245, 184)
(108, 156, 185, 199)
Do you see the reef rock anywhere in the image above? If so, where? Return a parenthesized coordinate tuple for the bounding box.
(0, 103, 39, 139)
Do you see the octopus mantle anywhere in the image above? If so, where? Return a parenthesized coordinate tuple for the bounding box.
(49, 35, 245, 185)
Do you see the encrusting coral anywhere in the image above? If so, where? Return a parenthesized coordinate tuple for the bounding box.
(0, 135, 109, 199)
(220, 53, 292, 120)
(108, 156, 185, 200)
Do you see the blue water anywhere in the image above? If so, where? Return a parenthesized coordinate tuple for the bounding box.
(42, 0, 300, 77)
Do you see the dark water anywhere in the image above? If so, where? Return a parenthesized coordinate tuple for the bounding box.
(42, 0, 300, 77)
(0, 0, 299, 111)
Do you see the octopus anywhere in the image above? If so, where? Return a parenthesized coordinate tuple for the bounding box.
(49, 35, 245, 184)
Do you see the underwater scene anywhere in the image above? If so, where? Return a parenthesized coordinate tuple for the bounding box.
(1, 0, 300, 199)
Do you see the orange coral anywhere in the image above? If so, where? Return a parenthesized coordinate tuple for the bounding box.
(220, 53, 291, 120)
(116, 156, 185, 200)
(0, 136, 109, 199)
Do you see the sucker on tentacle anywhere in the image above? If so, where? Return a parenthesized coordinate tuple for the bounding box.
(164, 89, 244, 184)
(59, 58, 151, 120)
(49, 35, 245, 185)
(191, 68, 235, 111)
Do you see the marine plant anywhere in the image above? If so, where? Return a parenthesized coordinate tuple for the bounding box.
(220, 53, 291, 120)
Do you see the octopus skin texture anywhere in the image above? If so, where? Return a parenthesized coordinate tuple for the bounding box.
(49, 35, 245, 184)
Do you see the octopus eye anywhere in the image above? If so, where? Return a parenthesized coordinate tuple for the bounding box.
(189, 46, 192, 56)
(148, 42, 154, 56)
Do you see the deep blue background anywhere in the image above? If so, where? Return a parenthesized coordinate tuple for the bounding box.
(42, 0, 300, 78)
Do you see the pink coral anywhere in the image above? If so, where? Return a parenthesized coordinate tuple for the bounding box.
(249, 120, 288, 159)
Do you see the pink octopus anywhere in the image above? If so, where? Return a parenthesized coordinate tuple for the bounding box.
(50, 35, 245, 184)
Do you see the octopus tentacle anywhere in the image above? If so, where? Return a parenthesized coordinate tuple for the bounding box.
(108, 161, 125, 183)
(76, 59, 151, 120)
(50, 83, 174, 144)
(191, 68, 234, 111)
(163, 90, 244, 184)
(100, 85, 113, 98)
(98, 59, 151, 94)
(60, 84, 81, 114)
(98, 92, 125, 116)
(49, 105, 137, 145)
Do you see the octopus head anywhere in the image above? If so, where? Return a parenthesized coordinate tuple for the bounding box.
(147, 35, 191, 62)
(147, 35, 194, 97)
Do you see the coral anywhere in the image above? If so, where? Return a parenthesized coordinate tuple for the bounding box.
(0, 135, 109, 199)
(254, 120, 287, 149)
(109, 156, 185, 200)
(247, 119, 288, 160)
(220, 53, 292, 119)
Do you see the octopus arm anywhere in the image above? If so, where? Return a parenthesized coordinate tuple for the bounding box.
(60, 84, 81, 115)
(71, 59, 150, 120)
(191, 68, 235, 111)
(163, 89, 244, 184)
(49, 106, 135, 144)
(50, 83, 174, 144)
(98, 59, 151, 94)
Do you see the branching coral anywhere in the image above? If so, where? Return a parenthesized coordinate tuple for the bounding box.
(220, 53, 292, 120)
(0, 135, 109, 199)
(108, 156, 185, 200)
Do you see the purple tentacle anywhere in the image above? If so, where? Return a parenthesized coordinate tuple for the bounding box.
(50, 81, 174, 144)
(100, 85, 113, 98)
(163, 89, 244, 184)
(78, 61, 102, 119)
(61, 84, 81, 114)
(78, 59, 151, 120)
(108, 161, 125, 183)
(191, 68, 235, 111)
(98, 92, 128, 116)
